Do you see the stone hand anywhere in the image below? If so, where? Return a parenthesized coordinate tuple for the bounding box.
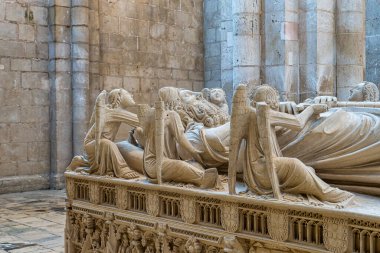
(313, 96, 337, 104)
(311, 104, 328, 114)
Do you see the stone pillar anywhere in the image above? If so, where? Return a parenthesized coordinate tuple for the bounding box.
(264, 0, 299, 101)
(299, 0, 336, 101)
(336, 0, 366, 100)
(232, 0, 261, 89)
(88, 0, 101, 109)
(48, 0, 72, 188)
(71, 0, 90, 155)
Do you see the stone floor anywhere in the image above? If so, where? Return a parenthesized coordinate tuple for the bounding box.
(0, 190, 66, 253)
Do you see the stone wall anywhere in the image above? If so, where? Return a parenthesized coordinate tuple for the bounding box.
(0, 0, 205, 193)
(204, 0, 368, 103)
(96, 0, 204, 108)
(366, 0, 380, 85)
(0, 0, 50, 193)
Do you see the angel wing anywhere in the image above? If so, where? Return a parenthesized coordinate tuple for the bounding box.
(94, 90, 107, 166)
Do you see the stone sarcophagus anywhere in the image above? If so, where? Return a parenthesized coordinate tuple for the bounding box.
(65, 172, 380, 253)
(65, 85, 380, 252)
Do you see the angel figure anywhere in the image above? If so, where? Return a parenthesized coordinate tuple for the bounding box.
(67, 88, 140, 179)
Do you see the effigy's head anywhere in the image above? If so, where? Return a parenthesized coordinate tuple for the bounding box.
(202, 88, 227, 106)
(158, 86, 229, 128)
(250, 84, 280, 110)
(158, 87, 183, 110)
(108, 88, 135, 108)
(348, 81, 379, 102)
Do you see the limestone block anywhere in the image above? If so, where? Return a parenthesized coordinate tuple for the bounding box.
(0, 22, 17, 39)
(123, 77, 140, 93)
(4, 88, 33, 106)
(336, 34, 364, 65)
(51, 25, 71, 43)
(73, 59, 89, 73)
(100, 15, 119, 33)
(172, 69, 188, 80)
(36, 42, 48, 59)
(30, 6, 48, 25)
(50, 6, 70, 26)
(337, 12, 364, 33)
(0, 162, 18, 177)
(72, 43, 89, 59)
(72, 72, 89, 90)
(337, 65, 364, 88)
(55, 59, 71, 72)
(54, 72, 71, 90)
(0, 2, 4, 20)
(317, 0, 335, 12)
(21, 72, 48, 90)
(0, 143, 28, 162)
(0, 40, 25, 58)
(232, 0, 260, 14)
(36, 25, 48, 42)
(27, 142, 50, 162)
(317, 64, 336, 94)
(72, 0, 89, 7)
(72, 26, 89, 43)
(265, 66, 285, 92)
(337, 0, 363, 12)
(317, 32, 335, 65)
(0, 106, 20, 123)
(5, 2, 26, 23)
(299, 64, 317, 93)
(31, 89, 49, 106)
(205, 42, 221, 58)
(0, 71, 21, 89)
(233, 66, 260, 87)
(265, 11, 284, 34)
(317, 12, 334, 33)
(72, 6, 89, 26)
(103, 76, 123, 90)
(150, 23, 166, 39)
(233, 36, 261, 66)
(11, 59, 32, 71)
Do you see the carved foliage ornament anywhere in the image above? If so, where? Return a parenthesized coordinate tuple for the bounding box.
(66, 178, 75, 199)
(116, 185, 128, 209)
(267, 208, 289, 242)
(89, 181, 100, 204)
(181, 195, 197, 224)
(323, 217, 349, 253)
(221, 202, 239, 232)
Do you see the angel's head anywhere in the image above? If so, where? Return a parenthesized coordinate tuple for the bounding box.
(108, 88, 135, 108)
(250, 84, 280, 111)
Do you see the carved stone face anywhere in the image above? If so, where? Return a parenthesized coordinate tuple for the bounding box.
(209, 89, 226, 105)
(179, 90, 203, 104)
(348, 83, 364, 101)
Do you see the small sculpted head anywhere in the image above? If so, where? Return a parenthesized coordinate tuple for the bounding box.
(202, 88, 227, 106)
(250, 84, 280, 110)
(178, 89, 204, 104)
(108, 88, 135, 108)
(348, 82, 379, 102)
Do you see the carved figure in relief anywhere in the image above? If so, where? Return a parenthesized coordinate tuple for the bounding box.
(67, 89, 141, 179)
(202, 88, 229, 115)
(229, 84, 354, 204)
(139, 100, 219, 188)
(348, 81, 379, 102)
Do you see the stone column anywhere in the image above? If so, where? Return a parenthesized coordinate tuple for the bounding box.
(48, 0, 72, 188)
(299, 0, 336, 101)
(336, 0, 366, 100)
(264, 0, 299, 101)
(232, 0, 261, 89)
(71, 0, 90, 155)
